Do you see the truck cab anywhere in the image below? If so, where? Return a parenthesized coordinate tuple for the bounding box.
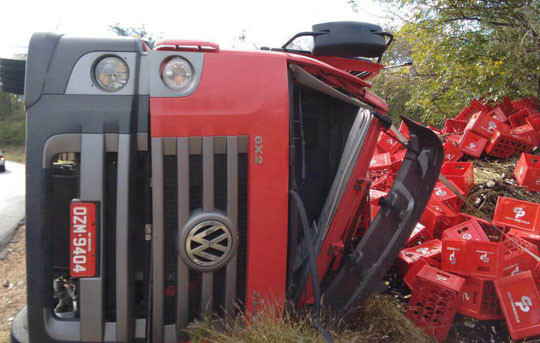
(2, 22, 443, 343)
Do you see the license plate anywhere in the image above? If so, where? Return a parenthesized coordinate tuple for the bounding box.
(70, 201, 98, 278)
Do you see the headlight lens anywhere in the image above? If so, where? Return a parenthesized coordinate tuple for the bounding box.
(162, 57, 194, 90)
(94, 56, 129, 91)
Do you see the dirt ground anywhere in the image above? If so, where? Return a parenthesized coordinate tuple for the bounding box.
(0, 226, 26, 343)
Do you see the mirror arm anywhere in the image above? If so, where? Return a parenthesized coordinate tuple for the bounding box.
(281, 31, 329, 49)
(372, 31, 394, 63)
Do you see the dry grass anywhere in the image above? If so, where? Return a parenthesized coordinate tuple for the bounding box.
(0, 226, 26, 343)
(190, 295, 432, 343)
(2, 145, 25, 164)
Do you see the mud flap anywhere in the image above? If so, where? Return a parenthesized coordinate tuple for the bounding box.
(322, 116, 443, 317)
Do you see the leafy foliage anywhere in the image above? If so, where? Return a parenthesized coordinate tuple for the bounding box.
(358, 1, 540, 125)
(0, 91, 25, 146)
(109, 23, 161, 46)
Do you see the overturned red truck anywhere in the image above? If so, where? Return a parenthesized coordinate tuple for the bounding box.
(0, 22, 443, 342)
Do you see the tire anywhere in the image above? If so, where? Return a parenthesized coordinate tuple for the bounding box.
(0, 59, 26, 95)
(0, 58, 25, 70)
(10, 305, 28, 343)
(1, 83, 24, 95)
(0, 165, 5, 172)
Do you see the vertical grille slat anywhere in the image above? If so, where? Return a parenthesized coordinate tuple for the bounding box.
(176, 138, 190, 341)
(225, 137, 238, 313)
(79, 134, 105, 342)
(116, 134, 134, 342)
(151, 135, 248, 342)
(201, 137, 215, 315)
(151, 138, 165, 343)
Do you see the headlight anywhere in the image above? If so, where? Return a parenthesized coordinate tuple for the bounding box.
(162, 57, 194, 90)
(94, 56, 129, 92)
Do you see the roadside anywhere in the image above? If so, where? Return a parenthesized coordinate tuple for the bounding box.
(0, 225, 26, 343)
(2, 146, 24, 164)
(0, 161, 25, 254)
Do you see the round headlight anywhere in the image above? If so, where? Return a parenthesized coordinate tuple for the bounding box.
(162, 57, 194, 90)
(94, 56, 129, 92)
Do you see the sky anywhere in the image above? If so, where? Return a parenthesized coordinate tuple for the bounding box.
(0, 0, 392, 58)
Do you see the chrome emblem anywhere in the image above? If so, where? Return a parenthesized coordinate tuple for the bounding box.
(184, 220, 234, 270)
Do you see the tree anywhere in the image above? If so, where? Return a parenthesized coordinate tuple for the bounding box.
(109, 24, 160, 46)
(349, 0, 540, 124)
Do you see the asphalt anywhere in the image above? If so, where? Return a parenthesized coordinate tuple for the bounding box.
(0, 161, 25, 254)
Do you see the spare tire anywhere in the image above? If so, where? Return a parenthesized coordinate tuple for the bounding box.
(0, 58, 25, 95)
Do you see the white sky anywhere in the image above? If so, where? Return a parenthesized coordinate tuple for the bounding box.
(0, 0, 392, 58)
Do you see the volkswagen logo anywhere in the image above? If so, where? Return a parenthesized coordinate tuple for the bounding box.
(179, 215, 237, 271)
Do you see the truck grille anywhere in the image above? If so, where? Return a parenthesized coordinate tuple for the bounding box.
(151, 136, 248, 342)
(41, 133, 248, 342)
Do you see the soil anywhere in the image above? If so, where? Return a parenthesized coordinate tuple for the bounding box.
(0, 225, 26, 343)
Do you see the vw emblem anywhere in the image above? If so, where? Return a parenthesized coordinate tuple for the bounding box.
(180, 216, 237, 271)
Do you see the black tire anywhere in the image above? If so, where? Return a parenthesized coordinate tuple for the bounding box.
(0, 74, 25, 84)
(0, 165, 5, 172)
(0, 58, 25, 70)
(0, 69, 25, 79)
(1, 84, 24, 95)
(10, 305, 28, 343)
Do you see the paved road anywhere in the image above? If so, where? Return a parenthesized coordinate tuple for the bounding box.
(0, 161, 25, 253)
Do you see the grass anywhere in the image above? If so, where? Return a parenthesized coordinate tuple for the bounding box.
(2, 145, 24, 164)
(190, 295, 432, 343)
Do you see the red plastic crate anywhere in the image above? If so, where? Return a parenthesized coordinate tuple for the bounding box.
(511, 124, 540, 146)
(501, 96, 515, 113)
(507, 229, 540, 250)
(405, 222, 433, 248)
(495, 271, 540, 340)
(371, 174, 394, 192)
(526, 114, 540, 131)
(442, 219, 489, 241)
(430, 180, 465, 211)
(441, 239, 504, 279)
(488, 104, 510, 123)
(509, 109, 531, 128)
(370, 204, 380, 220)
(485, 129, 532, 159)
(369, 152, 393, 181)
(503, 236, 539, 277)
(398, 120, 411, 139)
(440, 162, 474, 195)
(442, 119, 467, 135)
(457, 277, 503, 320)
(406, 265, 465, 342)
(420, 200, 461, 238)
(443, 141, 464, 163)
(465, 111, 510, 138)
(493, 196, 540, 232)
(376, 131, 403, 154)
(534, 261, 540, 288)
(398, 239, 442, 274)
(470, 98, 489, 113)
(514, 153, 540, 192)
(455, 107, 475, 121)
(458, 130, 488, 158)
(404, 257, 430, 290)
(511, 98, 537, 112)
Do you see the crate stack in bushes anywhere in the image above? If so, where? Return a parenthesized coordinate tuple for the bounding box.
(370, 97, 540, 342)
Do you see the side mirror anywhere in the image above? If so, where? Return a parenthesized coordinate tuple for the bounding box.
(312, 22, 391, 59)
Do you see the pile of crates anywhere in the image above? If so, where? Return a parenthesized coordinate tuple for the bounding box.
(370, 96, 540, 341)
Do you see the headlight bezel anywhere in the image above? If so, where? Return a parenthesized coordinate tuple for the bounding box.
(92, 55, 130, 92)
(160, 56, 195, 91)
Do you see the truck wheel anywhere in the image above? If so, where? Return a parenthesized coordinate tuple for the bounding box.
(10, 305, 28, 343)
(0, 58, 25, 95)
